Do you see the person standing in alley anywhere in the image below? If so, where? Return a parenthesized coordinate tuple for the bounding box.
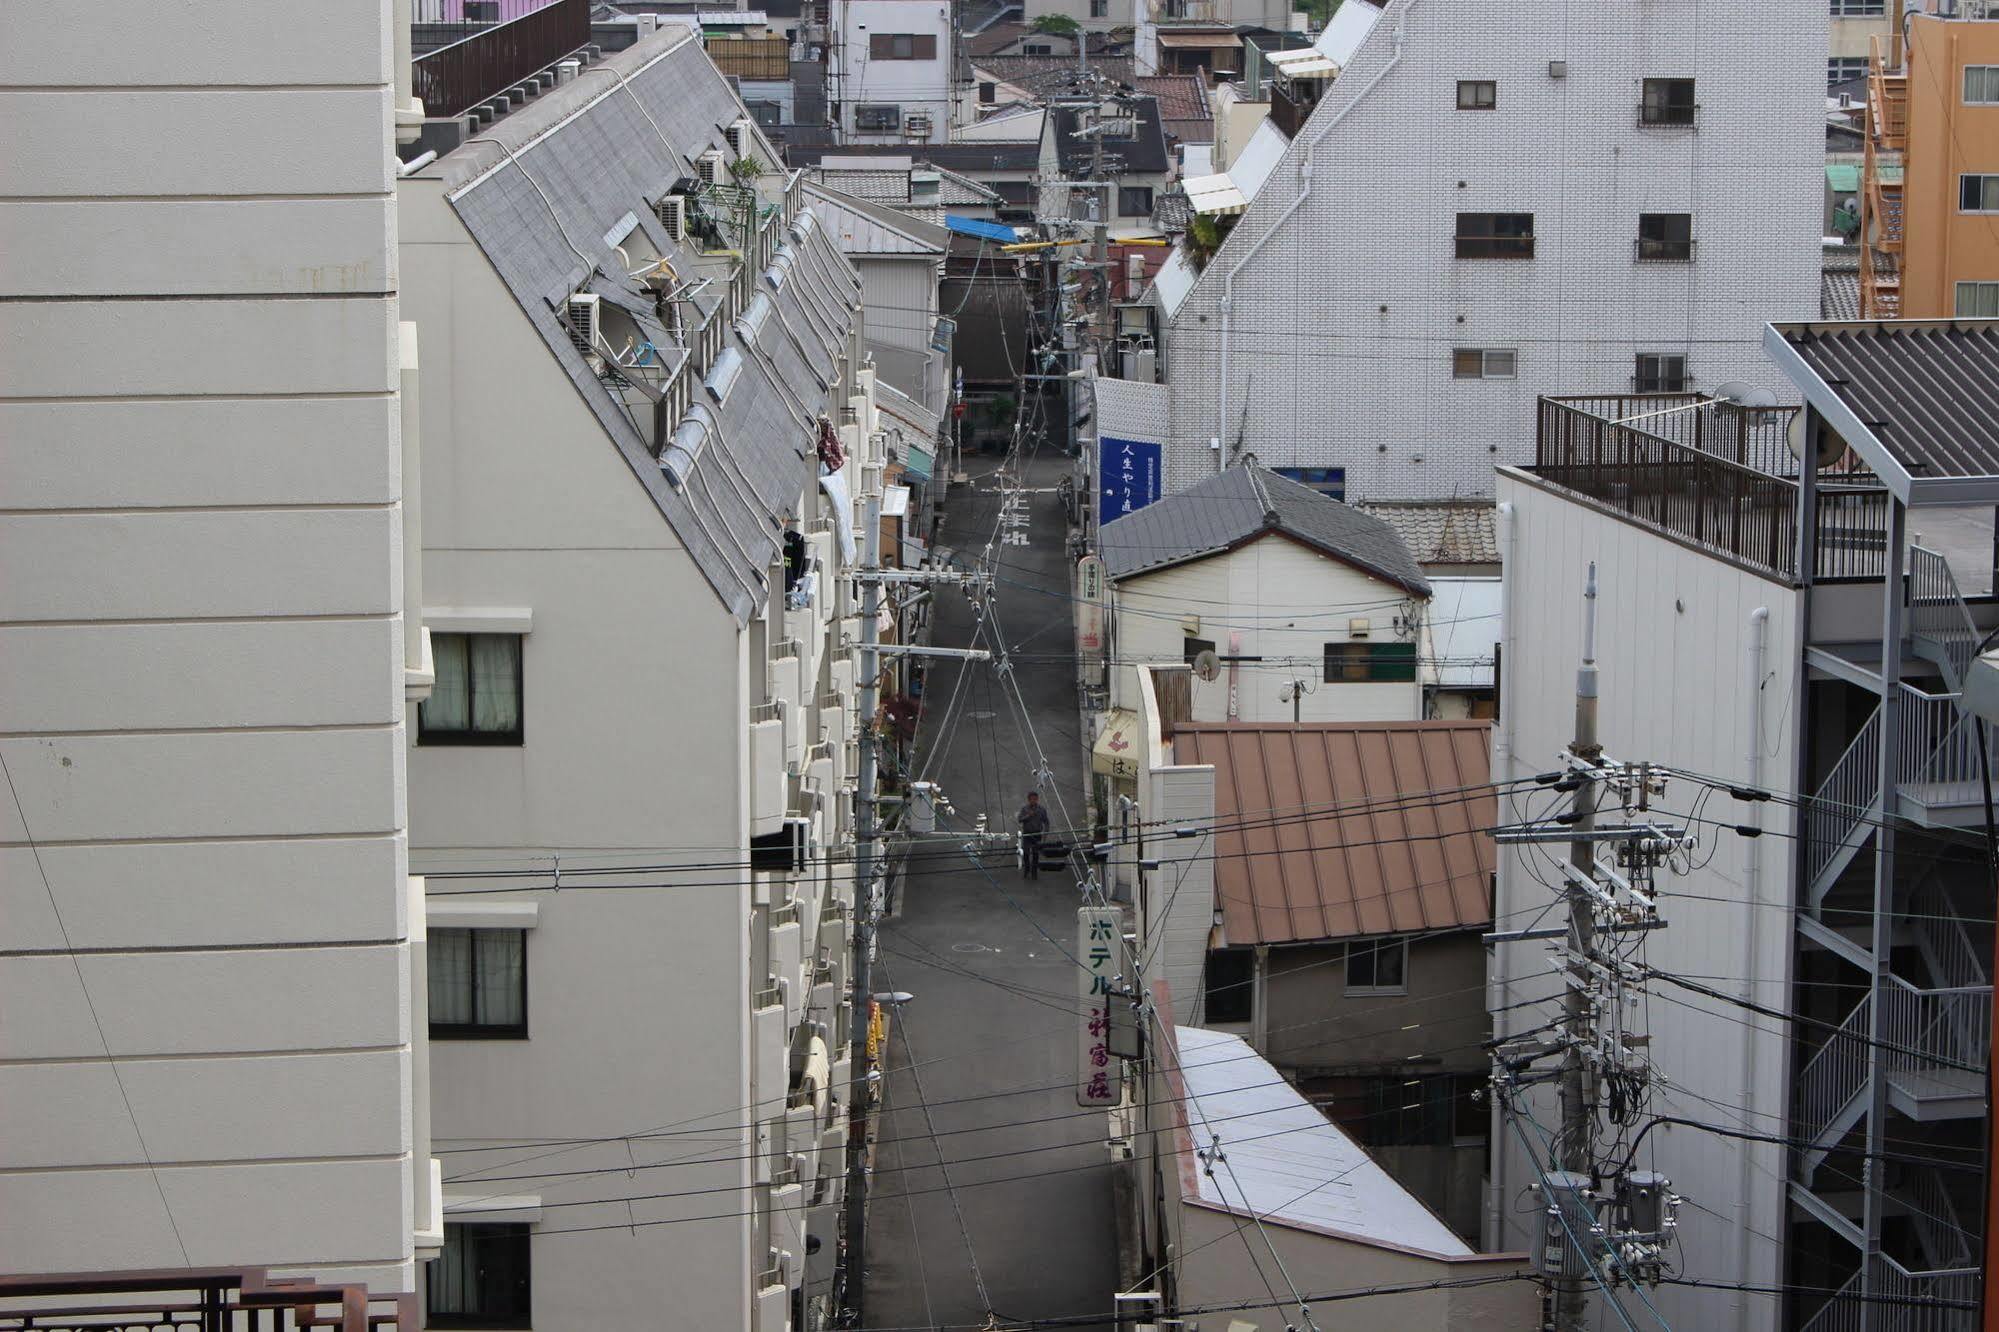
(1017, 790, 1050, 879)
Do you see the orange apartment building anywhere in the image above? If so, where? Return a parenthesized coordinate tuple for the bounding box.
(1861, 6, 1999, 318)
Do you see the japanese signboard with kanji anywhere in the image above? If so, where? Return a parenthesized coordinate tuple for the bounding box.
(1097, 436, 1161, 528)
(1077, 906, 1121, 1107)
(1077, 554, 1107, 652)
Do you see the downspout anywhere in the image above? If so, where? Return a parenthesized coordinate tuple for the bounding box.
(1484, 501, 1516, 1251)
(1216, 5, 1412, 450)
(1738, 605, 1770, 1326)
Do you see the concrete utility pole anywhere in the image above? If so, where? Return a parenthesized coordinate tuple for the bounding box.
(1554, 561, 1602, 1332)
(843, 487, 882, 1326)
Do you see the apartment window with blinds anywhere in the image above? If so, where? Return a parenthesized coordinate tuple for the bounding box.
(1323, 642, 1418, 683)
(420, 633, 523, 745)
(1958, 282, 1999, 317)
(855, 104, 901, 132)
(1961, 174, 1999, 212)
(1452, 348, 1516, 379)
(1455, 79, 1496, 110)
(427, 1223, 531, 1329)
(1634, 352, 1689, 393)
(429, 929, 528, 1038)
(1454, 212, 1535, 258)
(868, 32, 937, 59)
(1967, 67, 1999, 104)
(1344, 938, 1408, 995)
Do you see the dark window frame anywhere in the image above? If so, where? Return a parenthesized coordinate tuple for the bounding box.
(1272, 466, 1346, 500)
(418, 632, 525, 747)
(1635, 212, 1695, 262)
(429, 927, 530, 1040)
(1451, 348, 1517, 379)
(1455, 79, 1496, 110)
(1960, 174, 1999, 213)
(1344, 936, 1408, 995)
(1454, 211, 1535, 258)
(854, 104, 902, 132)
(1183, 635, 1217, 665)
(1634, 352, 1690, 393)
(1117, 185, 1156, 217)
(1203, 947, 1255, 1023)
(1639, 77, 1697, 126)
(1323, 642, 1418, 683)
(427, 1222, 532, 1330)
(868, 32, 937, 59)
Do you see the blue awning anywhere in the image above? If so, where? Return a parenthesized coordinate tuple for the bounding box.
(945, 215, 1018, 243)
(901, 438, 936, 482)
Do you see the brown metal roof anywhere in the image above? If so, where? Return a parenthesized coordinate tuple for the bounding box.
(1173, 721, 1495, 946)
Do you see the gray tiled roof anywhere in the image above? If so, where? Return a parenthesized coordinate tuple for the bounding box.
(805, 163, 997, 208)
(804, 180, 949, 254)
(435, 25, 860, 622)
(1050, 98, 1170, 175)
(1355, 501, 1500, 567)
(1101, 465, 1430, 595)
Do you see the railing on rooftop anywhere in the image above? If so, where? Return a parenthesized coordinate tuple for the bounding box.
(412, 0, 589, 117)
(1533, 396, 1890, 583)
(0, 1269, 416, 1332)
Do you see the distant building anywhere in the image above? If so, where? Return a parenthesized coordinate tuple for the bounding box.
(1037, 95, 1176, 229)
(826, 0, 956, 143)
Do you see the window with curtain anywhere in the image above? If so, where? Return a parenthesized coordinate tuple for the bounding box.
(1344, 937, 1408, 994)
(419, 633, 523, 745)
(427, 1223, 531, 1328)
(429, 928, 528, 1038)
(1323, 642, 1418, 683)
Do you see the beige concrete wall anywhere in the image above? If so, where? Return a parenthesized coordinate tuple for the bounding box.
(1260, 933, 1487, 1072)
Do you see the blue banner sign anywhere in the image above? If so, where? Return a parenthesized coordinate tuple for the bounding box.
(1099, 436, 1162, 528)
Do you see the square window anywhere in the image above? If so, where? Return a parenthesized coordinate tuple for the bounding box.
(1184, 635, 1217, 665)
(855, 104, 901, 132)
(1639, 77, 1697, 126)
(1960, 174, 1999, 213)
(1090, 0, 1109, 15)
(1344, 938, 1407, 994)
(420, 633, 524, 745)
(1202, 947, 1254, 1023)
(1456, 79, 1496, 110)
(1957, 282, 1999, 318)
(1452, 348, 1516, 379)
(1966, 66, 1999, 105)
(1323, 642, 1417, 683)
(1454, 212, 1535, 258)
(1118, 186, 1155, 217)
(429, 928, 529, 1038)
(427, 1223, 531, 1329)
(1635, 352, 1689, 393)
(979, 80, 997, 104)
(1636, 212, 1694, 261)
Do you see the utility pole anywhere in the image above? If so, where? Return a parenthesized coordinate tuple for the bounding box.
(843, 487, 882, 1327)
(1554, 562, 1602, 1332)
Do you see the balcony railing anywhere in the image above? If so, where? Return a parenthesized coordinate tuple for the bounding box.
(1633, 237, 1696, 262)
(0, 1270, 416, 1332)
(412, 0, 589, 117)
(1532, 397, 1890, 582)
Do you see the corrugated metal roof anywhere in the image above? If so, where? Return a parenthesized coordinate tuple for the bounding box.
(1101, 465, 1431, 594)
(804, 180, 947, 255)
(1173, 1026, 1475, 1254)
(1770, 322, 1999, 498)
(1173, 721, 1495, 947)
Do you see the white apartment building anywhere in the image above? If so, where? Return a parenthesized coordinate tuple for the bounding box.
(398, 26, 877, 1332)
(0, 0, 431, 1316)
(828, 0, 956, 144)
(1142, 0, 1825, 501)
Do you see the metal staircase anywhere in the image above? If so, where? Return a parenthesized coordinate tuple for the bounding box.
(1808, 708, 1882, 906)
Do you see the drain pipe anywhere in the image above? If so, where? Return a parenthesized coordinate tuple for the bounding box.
(1486, 499, 1516, 1253)
(1738, 604, 1770, 1322)
(1216, 4, 1412, 450)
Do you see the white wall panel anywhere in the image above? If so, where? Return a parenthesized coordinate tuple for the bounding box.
(0, 1, 390, 86)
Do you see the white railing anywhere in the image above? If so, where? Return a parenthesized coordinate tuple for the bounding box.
(1795, 994, 1872, 1152)
(1908, 545, 1980, 690)
(1874, 1254, 1979, 1332)
(1910, 879, 1988, 992)
(1809, 707, 1882, 888)
(1797, 1269, 1862, 1332)
(1904, 1167, 1975, 1270)
(1880, 975, 1990, 1079)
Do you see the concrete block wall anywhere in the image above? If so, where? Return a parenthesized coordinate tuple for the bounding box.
(1160, 0, 1826, 501)
(0, 0, 416, 1295)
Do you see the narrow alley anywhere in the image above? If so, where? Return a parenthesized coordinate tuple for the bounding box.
(863, 446, 1117, 1330)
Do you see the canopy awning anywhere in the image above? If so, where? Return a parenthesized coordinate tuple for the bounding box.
(1183, 172, 1247, 217)
(1267, 48, 1339, 76)
(1158, 29, 1240, 47)
(901, 436, 936, 482)
(1824, 163, 1860, 193)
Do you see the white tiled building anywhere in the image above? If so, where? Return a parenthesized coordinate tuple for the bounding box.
(827, 0, 957, 144)
(0, 0, 432, 1304)
(1147, 0, 1825, 501)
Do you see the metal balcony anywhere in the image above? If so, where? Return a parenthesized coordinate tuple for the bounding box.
(0, 1270, 416, 1332)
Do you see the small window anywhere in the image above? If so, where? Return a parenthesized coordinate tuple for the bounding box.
(855, 104, 902, 132)
(1118, 185, 1155, 217)
(1203, 947, 1255, 1023)
(1323, 642, 1418, 683)
(868, 32, 937, 59)
(1273, 466, 1345, 500)
(1184, 635, 1217, 665)
(428, 1223, 531, 1329)
(1966, 67, 1999, 105)
(1639, 77, 1697, 126)
(420, 633, 523, 745)
(1956, 282, 1999, 317)
(1830, 0, 1885, 13)
(1454, 212, 1535, 258)
(1635, 352, 1689, 393)
(1090, 0, 1109, 14)
(978, 80, 997, 104)
(748, 99, 782, 129)
(1452, 348, 1516, 379)
(1455, 79, 1496, 110)
(1635, 212, 1694, 262)
(1960, 174, 1999, 213)
(1828, 56, 1869, 88)
(1022, 42, 1053, 55)
(429, 928, 528, 1038)
(1345, 938, 1407, 995)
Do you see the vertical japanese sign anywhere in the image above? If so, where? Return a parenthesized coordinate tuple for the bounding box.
(1077, 554, 1107, 653)
(1078, 906, 1120, 1106)
(1098, 436, 1162, 528)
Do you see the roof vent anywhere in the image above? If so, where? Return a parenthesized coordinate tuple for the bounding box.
(661, 402, 716, 489)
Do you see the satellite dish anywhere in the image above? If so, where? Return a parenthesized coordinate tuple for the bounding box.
(1192, 649, 1222, 682)
(1714, 381, 1780, 408)
(1787, 408, 1847, 469)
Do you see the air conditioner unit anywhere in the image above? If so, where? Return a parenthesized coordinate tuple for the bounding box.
(725, 116, 755, 156)
(656, 193, 687, 241)
(565, 292, 603, 372)
(903, 113, 933, 139)
(697, 148, 727, 185)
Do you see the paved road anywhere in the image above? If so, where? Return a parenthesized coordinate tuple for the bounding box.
(862, 448, 1115, 1331)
